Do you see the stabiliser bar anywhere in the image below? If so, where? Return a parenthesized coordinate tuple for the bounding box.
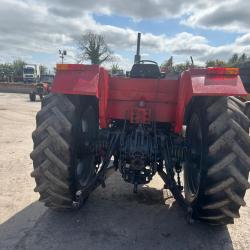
(158, 136, 193, 223)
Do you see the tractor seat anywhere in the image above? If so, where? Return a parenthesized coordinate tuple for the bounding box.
(130, 63, 161, 79)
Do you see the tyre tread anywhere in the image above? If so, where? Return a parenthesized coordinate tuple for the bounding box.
(195, 97, 250, 225)
(31, 94, 75, 209)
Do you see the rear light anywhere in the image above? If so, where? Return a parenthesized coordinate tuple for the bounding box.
(56, 64, 69, 70)
(56, 64, 86, 71)
(207, 67, 239, 76)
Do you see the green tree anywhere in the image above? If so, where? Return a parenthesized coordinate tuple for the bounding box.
(239, 53, 247, 63)
(173, 60, 192, 73)
(206, 60, 216, 67)
(0, 63, 14, 82)
(227, 53, 249, 66)
(12, 59, 26, 80)
(206, 59, 226, 67)
(228, 53, 239, 66)
(162, 57, 195, 73)
(111, 64, 120, 74)
(76, 32, 113, 65)
(162, 56, 173, 69)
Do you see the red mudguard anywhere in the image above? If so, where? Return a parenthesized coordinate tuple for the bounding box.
(175, 68, 247, 132)
(52, 64, 100, 96)
(52, 64, 247, 133)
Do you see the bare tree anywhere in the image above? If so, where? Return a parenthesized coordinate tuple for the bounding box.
(76, 32, 113, 65)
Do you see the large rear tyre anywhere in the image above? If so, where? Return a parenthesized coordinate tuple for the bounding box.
(185, 96, 250, 225)
(30, 94, 98, 210)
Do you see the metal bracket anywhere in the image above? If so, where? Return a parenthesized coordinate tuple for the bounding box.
(158, 136, 194, 224)
(72, 133, 119, 209)
(72, 165, 116, 209)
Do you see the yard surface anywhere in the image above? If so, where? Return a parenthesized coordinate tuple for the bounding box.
(0, 93, 250, 250)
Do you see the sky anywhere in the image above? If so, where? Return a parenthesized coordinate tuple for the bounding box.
(0, 0, 250, 70)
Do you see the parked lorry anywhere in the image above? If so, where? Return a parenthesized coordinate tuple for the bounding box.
(23, 64, 40, 83)
(30, 33, 250, 226)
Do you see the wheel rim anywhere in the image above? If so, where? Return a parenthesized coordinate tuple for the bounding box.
(185, 114, 203, 200)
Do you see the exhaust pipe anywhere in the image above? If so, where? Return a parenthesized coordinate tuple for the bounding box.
(134, 33, 141, 64)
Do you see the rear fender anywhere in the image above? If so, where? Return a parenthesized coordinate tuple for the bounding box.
(51, 64, 100, 96)
(174, 69, 247, 133)
(51, 64, 110, 128)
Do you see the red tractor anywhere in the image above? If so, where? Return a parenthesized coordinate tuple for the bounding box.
(29, 74, 54, 102)
(30, 33, 250, 225)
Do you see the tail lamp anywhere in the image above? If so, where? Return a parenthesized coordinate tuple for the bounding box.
(207, 67, 239, 76)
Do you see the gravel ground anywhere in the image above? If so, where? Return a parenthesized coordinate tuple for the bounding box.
(0, 93, 250, 250)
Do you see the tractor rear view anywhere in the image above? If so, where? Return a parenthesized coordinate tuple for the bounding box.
(29, 74, 54, 101)
(30, 33, 250, 226)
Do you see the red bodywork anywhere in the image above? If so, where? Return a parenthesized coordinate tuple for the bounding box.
(52, 64, 247, 133)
